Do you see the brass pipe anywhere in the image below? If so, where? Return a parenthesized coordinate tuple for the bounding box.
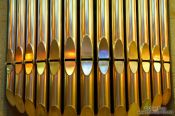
(126, 0, 140, 115)
(112, 0, 126, 115)
(159, 0, 171, 106)
(64, 0, 77, 116)
(6, 0, 16, 107)
(80, 0, 94, 116)
(49, 0, 62, 116)
(138, 0, 151, 110)
(97, 0, 111, 116)
(36, 0, 48, 115)
(149, 0, 162, 110)
(15, 0, 26, 113)
(25, 0, 36, 115)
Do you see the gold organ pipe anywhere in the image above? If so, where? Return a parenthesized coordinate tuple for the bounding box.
(80, 0, 94, 116)
(64, 0, 77, 116)
(112, 0, 126, 115)
(138, 0, 152, 110)
(126, 0, 140, 115)
(36, 0, 48, 115)
(6, 0, 16, 107)
(49, 0, 62, 116)
(15, 0, 26, 113)
(25, 0, 36, 115)
(149, 0, 162, 110)
(97, 0, 111, 116)
(159, 0, 171, 106)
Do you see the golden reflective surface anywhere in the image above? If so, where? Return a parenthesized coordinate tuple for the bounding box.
(15, 46, 23, 62)
(49, 106, 61, 116)
(49, 62, 61, 116)
(113, 61, 126, 115)
(65, 37, 76, 60)
(128, 41, 138, 60)
(37, 42, 46, 61)
(81, 36, 93, 59)
(50, 40, 60, 60)
(36, 62, 47, 113)
(6, 90, 15, 106)
(114, 40, 124, 59)
(81, 106, 94, 116)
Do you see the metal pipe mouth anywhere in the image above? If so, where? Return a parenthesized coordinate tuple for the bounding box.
(114, 39, 124, 60)
(50, 40, 60, 60)
(15, 46, 23, 62)
(37, 42, 46, 61)
(153, 62, 161, 72)
(114, 61, 124, 73)
(25, 44, 34, 61)
(128, 41, 138, 60)
(65, 37, 76, 60)
(162, 47, 170, 62)
(15, 63, 23, 74)
(65, 61, 76, 76)
(37, 62, 46, 75)
(152, 45, 161, 61)
(25, 63, 33, 75)
(140, 44, 150, 60)
(98, 37, 109, 59)
(142, 62, 150, 73)
(81, 61, 93, 76)
(7, 49, 14, 63)
(129, 61, 138, 73)
(98, 61, 109, 75)
(50, 62, 60, 75)
(81, 35, 93, 59)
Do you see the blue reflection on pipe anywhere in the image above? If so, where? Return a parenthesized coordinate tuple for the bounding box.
(99, 50, 109, 59)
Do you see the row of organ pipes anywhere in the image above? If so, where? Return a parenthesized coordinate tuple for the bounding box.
(6, 0, 171, 116)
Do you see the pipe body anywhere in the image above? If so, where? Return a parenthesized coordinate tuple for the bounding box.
(25, 0, 36, 115)
(159, 0, 171, 106)
(6, 0, 17, 107)
(138, 0, 151, 110)
(49, 0, 62, 116)
(36, 0, 48, 115)
(126, 0, 140, 115)
(80, 0, 94, 116)
(97, 0, 111, 116)
(15, 0, 26, 113)
(149, 0, 162, 110)
(112, 0, 126, 115)
(64, 0, 77, 116)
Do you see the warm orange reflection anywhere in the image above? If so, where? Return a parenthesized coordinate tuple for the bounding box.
(25, 53, 33, 61)
(65, 51, 76, 59)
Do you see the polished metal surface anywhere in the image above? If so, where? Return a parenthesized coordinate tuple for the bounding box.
(6, 0, 172, 115)
(49, 0, 62, 116)
(64, 0, 77, 116)
(149, 0, 162, 110)
(25, 0, 36, 115)
(97, 0, 110, 116)
(112, 0, 126, 116)
(6, 0, 16, 107)
(138, 0, 151, 110)
(15, 0, 26, 113)
(80, 0, 94, 115)
(159, 0, 171, 106)
(36, 0, 48, 115)
(126, 0, 140, 115)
